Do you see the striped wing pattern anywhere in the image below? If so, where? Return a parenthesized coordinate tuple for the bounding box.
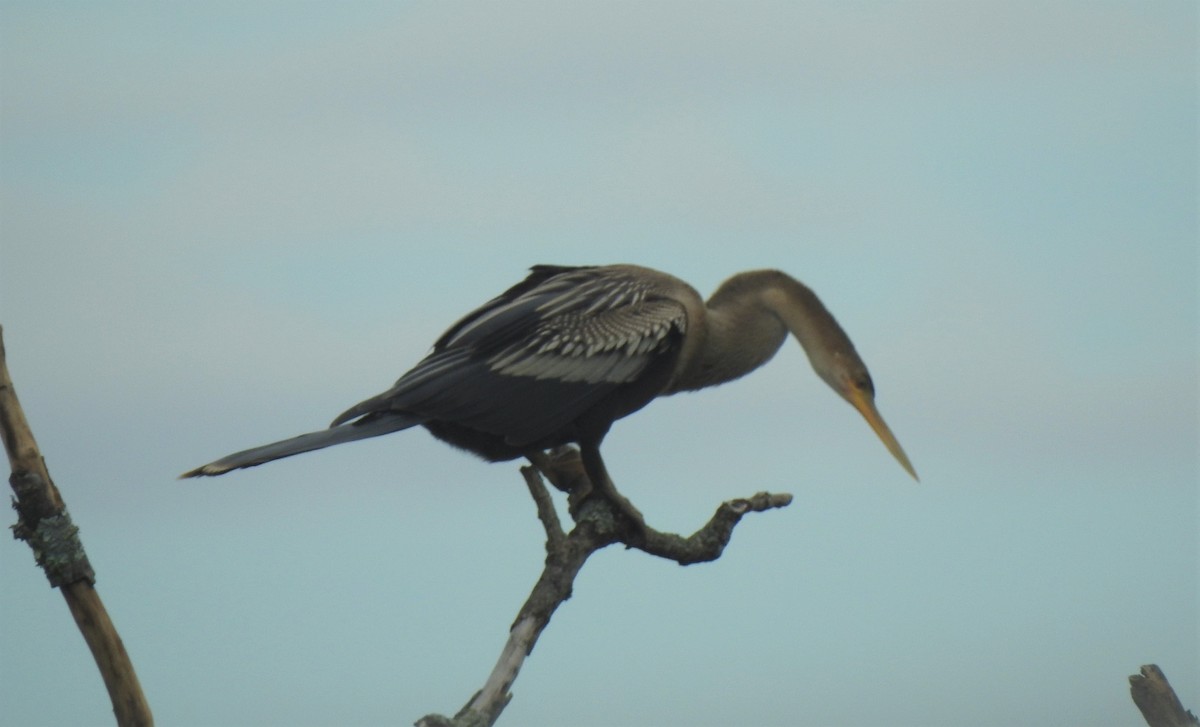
(486, 272, 684, 384)
(333, 266, 688, 447)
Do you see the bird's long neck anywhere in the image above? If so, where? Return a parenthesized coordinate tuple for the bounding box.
(668, 270, 848, 393)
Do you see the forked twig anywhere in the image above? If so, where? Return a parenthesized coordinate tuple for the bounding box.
(416, 447, 791, 727)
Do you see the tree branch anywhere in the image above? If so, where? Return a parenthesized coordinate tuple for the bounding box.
(0, 325, 154, 727)
(416, 447, 791, 726)
(1130, 664, 1199, 727)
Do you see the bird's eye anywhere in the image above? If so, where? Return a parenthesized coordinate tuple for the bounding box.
(855, 373, 875, 396)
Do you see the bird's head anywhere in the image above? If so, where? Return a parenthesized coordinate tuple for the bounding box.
(718, 269, 918, 481)
(819, 352, 918, 481)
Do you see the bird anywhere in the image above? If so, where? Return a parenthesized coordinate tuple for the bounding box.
(182, 264, 917, 526)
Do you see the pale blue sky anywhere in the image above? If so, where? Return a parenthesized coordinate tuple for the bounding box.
(1, 3, 1196, 726)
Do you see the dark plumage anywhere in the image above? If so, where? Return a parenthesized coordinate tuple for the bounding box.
(182, 264, 916, 521)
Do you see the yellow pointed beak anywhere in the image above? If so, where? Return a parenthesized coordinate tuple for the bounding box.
(848, 386, 918, 481)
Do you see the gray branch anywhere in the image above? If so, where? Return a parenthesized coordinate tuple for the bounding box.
(1131, 664, 1199, 727)
(416, 447, 792, 727)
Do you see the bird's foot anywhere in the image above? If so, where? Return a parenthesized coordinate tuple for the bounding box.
(528, 447, 587, 496)
(527, 448, 649, 540)
(530, 451, 652, 542)
(583, 481, 648, 542)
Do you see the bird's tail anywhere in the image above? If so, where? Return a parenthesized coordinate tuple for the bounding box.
(179, 413, 421, 478)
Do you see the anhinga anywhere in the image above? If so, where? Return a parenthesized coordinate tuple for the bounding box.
(182, 265, 917, 523)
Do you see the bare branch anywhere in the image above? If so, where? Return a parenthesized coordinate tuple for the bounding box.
(520, 464, 564, 548)
(1, 325, 154, 727)
(1131, 664, 1199, 727)
(635, 491, 793, 564)
(417, 448, 791, 726)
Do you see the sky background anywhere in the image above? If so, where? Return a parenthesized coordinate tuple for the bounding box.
(1, 3, 1196, 726)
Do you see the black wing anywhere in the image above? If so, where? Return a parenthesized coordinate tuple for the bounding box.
(331, 266, 687, 447)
